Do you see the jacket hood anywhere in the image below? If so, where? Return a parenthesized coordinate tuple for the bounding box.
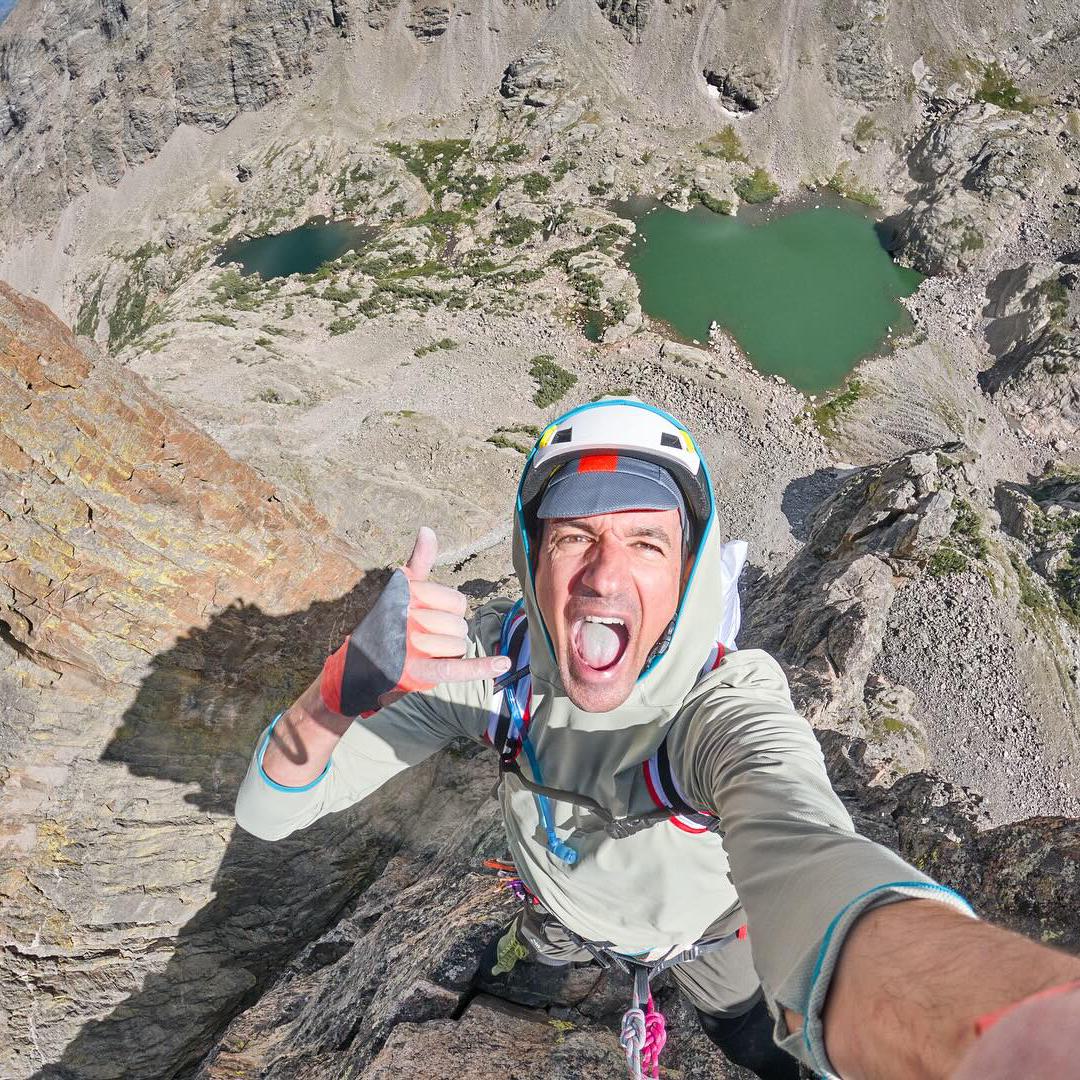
(511, 401, 744, 720)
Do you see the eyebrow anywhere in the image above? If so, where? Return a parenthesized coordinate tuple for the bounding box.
(551, 519, 676, 546)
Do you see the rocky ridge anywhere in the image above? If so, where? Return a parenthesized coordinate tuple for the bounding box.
(0, 283, 415, 1078)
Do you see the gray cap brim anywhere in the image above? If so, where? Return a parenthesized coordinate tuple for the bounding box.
(536, 467, 686, 523)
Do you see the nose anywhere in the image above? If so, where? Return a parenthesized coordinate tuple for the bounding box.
(577, 532, 630, 597)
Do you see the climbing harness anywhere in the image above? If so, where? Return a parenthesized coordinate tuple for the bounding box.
(478, 860, 749, 1080)
(562, 916, 747, 1080)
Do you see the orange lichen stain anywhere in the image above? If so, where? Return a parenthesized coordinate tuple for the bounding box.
(36, 819, 79, 868)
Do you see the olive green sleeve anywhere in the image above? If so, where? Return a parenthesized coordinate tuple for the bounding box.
(234, 606, 506, 842)
(669, 649, 975, 1077)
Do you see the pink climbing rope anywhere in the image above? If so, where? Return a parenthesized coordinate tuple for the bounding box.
(641, 993, 668, 1079)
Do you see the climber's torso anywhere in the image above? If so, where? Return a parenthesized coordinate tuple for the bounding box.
(480, 600, 745, 959)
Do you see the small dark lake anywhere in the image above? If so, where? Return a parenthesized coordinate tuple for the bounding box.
(621, 196, 923, 395)
(215, 217, 378, 279)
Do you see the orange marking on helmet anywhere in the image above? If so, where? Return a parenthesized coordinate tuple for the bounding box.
(577, 453, 619, 473)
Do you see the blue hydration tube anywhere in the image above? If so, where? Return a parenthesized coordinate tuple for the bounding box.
(501, 606, 578, 866)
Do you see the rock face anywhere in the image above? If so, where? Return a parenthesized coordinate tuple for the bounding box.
(829, 0, 897, 103)
(743, 446, 970, 733)
(500, 43, 567, 107)
(702, 60, 780, 113)
(981, 261, 1080, 444)
(998, 465, 1080, 624)
(0, 281, 426, 1079)
(886, 104, 1072, 276)
(406, 0, 451, 40)
(0, 0, 349, 232)
(595, 0, 651, 42)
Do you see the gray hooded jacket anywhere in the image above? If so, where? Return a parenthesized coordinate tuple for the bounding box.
(235, 443, 973, 1076)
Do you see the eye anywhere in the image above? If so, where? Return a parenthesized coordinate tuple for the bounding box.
(635, 541, 665, 555)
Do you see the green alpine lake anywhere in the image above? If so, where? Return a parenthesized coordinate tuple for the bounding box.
(622, 198, 923, 395)
(215, 216, 378, 279)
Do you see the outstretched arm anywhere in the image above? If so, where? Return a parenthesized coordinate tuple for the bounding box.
(235, 527, 509, 839)
(669, 649, 1080, 1078)
(804, 898, 1080, 1079)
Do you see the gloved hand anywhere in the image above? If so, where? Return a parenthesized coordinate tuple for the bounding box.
(320, 526, 511, 716)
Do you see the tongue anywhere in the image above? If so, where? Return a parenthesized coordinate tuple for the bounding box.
(579, 621, 623, 668)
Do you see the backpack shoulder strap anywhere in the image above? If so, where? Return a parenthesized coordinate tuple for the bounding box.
(485, 602, 531, 757)
(641, 643, 728, 834)
(642, 737, 721, 834)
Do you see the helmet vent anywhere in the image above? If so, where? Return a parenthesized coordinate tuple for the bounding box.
(551, 428, 573, 444)
(660, 432, 682, 448)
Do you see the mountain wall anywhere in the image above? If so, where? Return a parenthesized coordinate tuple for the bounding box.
(0, 281, 433, 1077)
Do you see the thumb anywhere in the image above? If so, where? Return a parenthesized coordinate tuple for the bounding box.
(403, 525, 438, 582)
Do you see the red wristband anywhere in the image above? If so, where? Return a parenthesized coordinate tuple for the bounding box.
(974, 978, 1080, 1036)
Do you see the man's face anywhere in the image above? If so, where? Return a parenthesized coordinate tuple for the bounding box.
(533, 508, 685, 713)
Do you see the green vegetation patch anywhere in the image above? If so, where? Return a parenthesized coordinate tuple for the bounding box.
(322, 283, 363, 304)
(927, 545, 969, 577)
(328, 316, 358, 335)
(735, 168, 780, 204)
(694, 190, 733, 215)
(960, 225, 984, 253)
(521, 172, 552, 197)
(698, 125, 748, 163)
(386, 138, 503, 212)
(387, 138, 470, 188)
(487, 423, 543, 453)
(197, 312, 238, 327)
(550, 158, 575, 182)
(852, 115, 878, 149)
(414, 337, 459, 357)
(825, 165, 882, 210)
(108, 277, 160, 350)
(487, 141, 528, 163)
(211, 269, 269, 311)
(75, 276, 105, 338)
(811, 378, 865, 436)
(975, 62, 1035, 113)
(529, 354, 577, 409)
(493, 216, 541, 247)
(950, 498, 990, 561)
(1037, 277, 1069, 324)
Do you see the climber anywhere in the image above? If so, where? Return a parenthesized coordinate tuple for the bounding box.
(235, 398, 1080, 1079)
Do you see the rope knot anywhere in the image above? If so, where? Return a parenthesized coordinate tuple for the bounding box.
(619, 994, 667, 1079)
(619, 1006, 646, 1079)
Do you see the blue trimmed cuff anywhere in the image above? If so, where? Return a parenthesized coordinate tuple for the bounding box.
(785, 881, 977, 1078)
(257, 711, 332, 793)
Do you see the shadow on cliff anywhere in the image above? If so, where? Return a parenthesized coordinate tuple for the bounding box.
(32, 569, 452, 1080)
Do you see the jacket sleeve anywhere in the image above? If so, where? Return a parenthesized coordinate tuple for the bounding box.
(669, 649, 975, 1078)
(234, 608, 502, 842)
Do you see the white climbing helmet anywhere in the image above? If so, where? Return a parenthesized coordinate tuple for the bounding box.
(518, 397, 713, 545)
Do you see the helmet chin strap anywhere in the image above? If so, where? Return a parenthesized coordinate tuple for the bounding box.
(642, 616, 676, 673)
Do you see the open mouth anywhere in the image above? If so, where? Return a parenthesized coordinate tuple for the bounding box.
(571, 615, 631, 673)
